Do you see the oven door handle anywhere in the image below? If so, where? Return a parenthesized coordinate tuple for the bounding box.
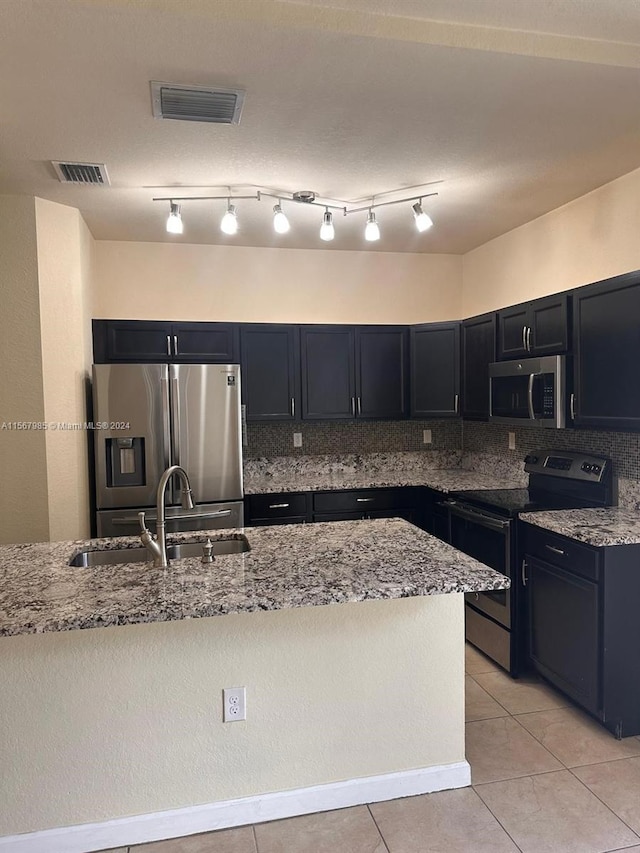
(446, 502, 511, 532)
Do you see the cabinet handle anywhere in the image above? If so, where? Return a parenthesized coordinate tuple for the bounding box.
(521, 558, 528, 587)
(351, 397, 356, 416)
(570, 393, 576, 421)
(290, 397, 295, 417)
(526, 326, 531, 352)
(173, 334, 178, 355)
(522, 325, 527, 351)
(269, 503, 290, 509)
(454, 393, 459, 414)
(166, 335, 171, 356)
(545, 544, 566, 556)
(356, 497, 374, 503)
(357, 396, 362, 414)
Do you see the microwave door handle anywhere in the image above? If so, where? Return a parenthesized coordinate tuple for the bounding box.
(527, 372, 542, 420)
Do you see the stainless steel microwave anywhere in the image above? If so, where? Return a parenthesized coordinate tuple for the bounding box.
(489, 355, 567, 428)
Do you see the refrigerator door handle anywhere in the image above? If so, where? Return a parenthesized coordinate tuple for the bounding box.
(170, 373, 181, 468)
(160, 372, 171, 472)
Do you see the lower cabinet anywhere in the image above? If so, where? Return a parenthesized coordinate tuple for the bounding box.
(522, 524, 640, 737)
(245, 493, 308, 526)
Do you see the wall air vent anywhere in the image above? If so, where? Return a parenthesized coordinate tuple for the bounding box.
(52, 162, 110, 185)
(150, 81, 245, 124)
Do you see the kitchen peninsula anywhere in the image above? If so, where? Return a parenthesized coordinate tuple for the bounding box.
(0, 519, 507, 853)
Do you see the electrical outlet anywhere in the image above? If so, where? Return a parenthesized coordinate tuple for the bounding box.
(508, 431, 516, 450)
(293, 432, 303, 448)
(223, 687, 246, 722)
(422, 429, 432, 445)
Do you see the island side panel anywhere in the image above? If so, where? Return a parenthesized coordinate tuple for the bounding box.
(0, 594, 465, 838)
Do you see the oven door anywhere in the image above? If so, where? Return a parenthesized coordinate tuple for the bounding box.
(448, 501, 512, 628)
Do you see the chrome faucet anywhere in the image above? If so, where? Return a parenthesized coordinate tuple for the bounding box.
(138, 465, 194, 567)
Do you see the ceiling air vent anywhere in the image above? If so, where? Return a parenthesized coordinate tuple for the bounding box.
(150, 81, 245, 124)
(52, 161, 110, 185)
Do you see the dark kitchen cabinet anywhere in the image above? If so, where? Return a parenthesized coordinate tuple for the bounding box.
(461, 313, 496, 420)
(572, 271, 640, 431)
(93, 319, 239, 363)
(300, 325, 408, 420)
(498, 294, 570, 359)
(245, 492, 308, 525)
(240, 325, 300, 421)
(523, 523, 640, 737)
(410, 323, 460, 418)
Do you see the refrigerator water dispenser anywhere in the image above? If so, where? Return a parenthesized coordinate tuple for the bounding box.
(106, 437, 146, 488)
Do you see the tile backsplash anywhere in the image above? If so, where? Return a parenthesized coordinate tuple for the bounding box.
(245, 419, 463, 458)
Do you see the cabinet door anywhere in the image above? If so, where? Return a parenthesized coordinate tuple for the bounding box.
(530, 294, 569, 355)
(172, 322, 239, 362)
(573, 272, 640, 431)
(497, 305, 529, 359)
(410, 323, 460, 418)
(528, 555, 601, 715)
(462, 313, 496, 420)
(300, 326, 356, 419)
(241, 325, 299, 420)
(355, 326, 408, 419)
(94, 320, 172, 363)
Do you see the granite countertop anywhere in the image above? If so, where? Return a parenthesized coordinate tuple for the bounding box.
(244, 468, 521, 495)
(0, 519, 509, 637)
(520, 508, 640, 547)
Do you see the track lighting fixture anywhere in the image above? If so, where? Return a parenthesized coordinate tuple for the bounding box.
(364, 209, 380, 242)
(319, 208, 335, 241)
(153, 186, 438, 244)
(166, 201, 183, 234)
(220, 202, 238, 235)
(412, 201, 433, 232)
(272, 203, 290, 234)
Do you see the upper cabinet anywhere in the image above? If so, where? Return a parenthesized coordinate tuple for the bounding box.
(410, 323, 460, 418)
(93, 320, 239, 363)
(240, 324, 300, 421)
(461, 313, 496, 420)
(573, 271, 640, 431)
(497, 294, 570, 359)
(300, 325, 408, 420)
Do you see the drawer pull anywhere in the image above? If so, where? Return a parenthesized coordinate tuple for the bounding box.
(269, 503, 290, 509)
(356, 498, 374, 503)
(545, 544, 566, 556)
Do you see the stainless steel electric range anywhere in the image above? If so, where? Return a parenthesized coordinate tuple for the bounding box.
(445, 451, 615, 676)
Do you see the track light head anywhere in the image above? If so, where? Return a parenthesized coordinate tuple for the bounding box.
(166, 201, 183, 235)
(273, 203, 290, 234)
(220, 203, 238, 235)
(320, 208, 335, 241)
(412, 201, 433, 233)
(364, 209, 380, 242)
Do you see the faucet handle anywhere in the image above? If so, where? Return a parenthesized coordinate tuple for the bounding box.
(138, 511, 151, 535)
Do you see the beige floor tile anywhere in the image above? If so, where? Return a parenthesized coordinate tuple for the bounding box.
(132, 826, 256, 852)
(473, 669, 567, 715)
(476, 770, 639, 853)
(466, 675, 510, 722)
(254, 806, 385, 853)
(574, 757, 640, 835)
(466, 716, 562, 784)
(465, 643, 500, 675)
(370, 786, 519, 852)
(516, 707, 640, 768)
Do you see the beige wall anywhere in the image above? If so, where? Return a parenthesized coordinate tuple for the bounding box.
(1, 594, 464, 837)
(462, 166, 640, 317)
(36, 199, 93, 541)
(0, 196, 50, 544)
(92, 241, 462, 324)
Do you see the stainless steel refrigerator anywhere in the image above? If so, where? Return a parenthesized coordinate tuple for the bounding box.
(93, 363, 243, 537)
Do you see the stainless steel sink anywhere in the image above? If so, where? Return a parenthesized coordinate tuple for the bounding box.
(69, 536, 250, 567)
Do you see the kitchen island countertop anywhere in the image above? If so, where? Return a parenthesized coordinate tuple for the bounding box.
(520, 507, 640, 547)
(0, 518, 509, 637)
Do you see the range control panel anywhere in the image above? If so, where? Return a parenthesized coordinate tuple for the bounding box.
(524, 451, 610, 483)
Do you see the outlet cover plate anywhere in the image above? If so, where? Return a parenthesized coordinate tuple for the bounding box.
(223, 686, 246, 722)
(508, 431, 516, 450)
(293, 432, 303, 448)
(423, 429, 432, 444)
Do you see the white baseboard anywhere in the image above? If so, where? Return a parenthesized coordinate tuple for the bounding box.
(0, 761, 470, 853)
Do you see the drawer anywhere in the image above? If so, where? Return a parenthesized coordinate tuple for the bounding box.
(247, 492, 307, 520)
(523, 525, 600, 582)
(313, 488, 408, 514)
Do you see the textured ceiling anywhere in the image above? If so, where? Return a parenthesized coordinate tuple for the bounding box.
(1, 0, 640, 253)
